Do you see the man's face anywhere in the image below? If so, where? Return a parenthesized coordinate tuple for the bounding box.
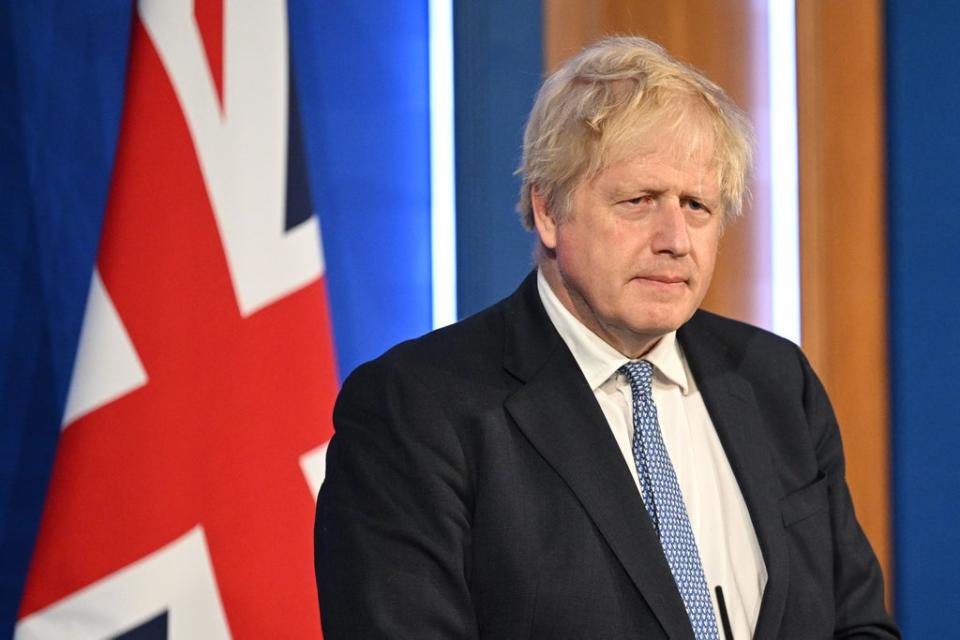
(534, 129, 724, 357)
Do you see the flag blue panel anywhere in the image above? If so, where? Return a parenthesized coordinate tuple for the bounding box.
(886, 1, 960, 635)
(289, 1, 433, 378)
(0, 3, 132, 635)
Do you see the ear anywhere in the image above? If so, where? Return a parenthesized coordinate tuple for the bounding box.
(531, 186, 558, 250)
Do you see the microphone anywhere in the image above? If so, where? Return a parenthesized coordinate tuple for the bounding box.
(715, 585, 734, 640)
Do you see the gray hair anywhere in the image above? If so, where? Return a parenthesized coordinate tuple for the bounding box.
(517, 36, 754, 228)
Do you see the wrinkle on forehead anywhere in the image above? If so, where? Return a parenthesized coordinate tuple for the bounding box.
(593, 151, 722, 209)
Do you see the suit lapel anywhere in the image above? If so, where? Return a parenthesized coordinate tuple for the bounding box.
(502, 274, 695, 640)
(679, 316, 789, 640)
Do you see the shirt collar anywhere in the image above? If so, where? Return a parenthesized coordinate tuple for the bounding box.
(537, 268, 690, 394)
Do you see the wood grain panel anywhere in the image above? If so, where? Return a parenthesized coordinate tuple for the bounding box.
(797, 0, 891, 600)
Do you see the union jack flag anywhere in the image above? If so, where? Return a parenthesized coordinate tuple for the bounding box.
(17, 1, 336, 636)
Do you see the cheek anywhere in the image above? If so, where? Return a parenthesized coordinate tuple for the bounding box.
(555, 238, 617, 301)
(558, 236, 622, 282)
(694, 233, 721, 276)
(555, 229, 595, 271)
(554, 219, 638, 288)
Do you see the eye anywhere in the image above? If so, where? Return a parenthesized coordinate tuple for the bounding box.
(622, 194, 655, 206)
(683, 198, 710, 213)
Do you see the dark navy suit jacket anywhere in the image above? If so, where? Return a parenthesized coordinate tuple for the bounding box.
(315, 272, 899, 639)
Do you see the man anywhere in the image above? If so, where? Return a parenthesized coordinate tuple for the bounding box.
(315, 37, 899, 639)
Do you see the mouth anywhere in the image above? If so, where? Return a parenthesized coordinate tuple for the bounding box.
(635, 274, 689, 286)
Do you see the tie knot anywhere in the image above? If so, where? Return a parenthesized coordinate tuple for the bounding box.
(620, 360, 654, 390)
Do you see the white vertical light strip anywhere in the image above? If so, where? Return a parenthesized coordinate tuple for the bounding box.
(429, 0, 458, 328)
(768, 0, 801, 344)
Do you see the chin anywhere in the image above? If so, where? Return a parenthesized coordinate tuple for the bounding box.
(618, 321, 676, 343)
(638, 324, 680, 338)
(624, 308, 691, 336)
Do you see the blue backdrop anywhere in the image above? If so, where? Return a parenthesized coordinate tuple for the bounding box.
(289, 2, 433, 378)
(0, 3, 132, 632)
(453, 1, 542, 317)
(886, 2, 960, 635)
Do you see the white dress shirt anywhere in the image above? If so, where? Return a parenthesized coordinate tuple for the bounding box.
(537, 269, 767, 639)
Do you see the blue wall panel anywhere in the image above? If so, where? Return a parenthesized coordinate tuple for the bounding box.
(289, 1, 433, 377)
(454, 1, 542, 317)
(886, 2, 960, 635)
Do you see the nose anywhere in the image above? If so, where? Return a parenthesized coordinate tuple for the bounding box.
(651, 199, 692, 256)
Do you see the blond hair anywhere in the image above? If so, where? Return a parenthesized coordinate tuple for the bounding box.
(517, 36, 754, 228)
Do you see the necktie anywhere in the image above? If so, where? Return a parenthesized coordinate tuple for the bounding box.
(620, 361, 719, 640)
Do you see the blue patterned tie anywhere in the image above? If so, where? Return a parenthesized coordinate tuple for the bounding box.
(620, 361, 719, 640)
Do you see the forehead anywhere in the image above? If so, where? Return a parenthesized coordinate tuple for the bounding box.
(592, 129, 720, 196)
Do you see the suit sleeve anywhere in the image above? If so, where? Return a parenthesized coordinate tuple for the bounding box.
(314, 359, 479, 639)
(799, 353, 900, 639)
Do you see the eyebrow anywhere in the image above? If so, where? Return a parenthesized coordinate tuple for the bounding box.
(603, 183, 665, 200)
(605, 185, 719, 205)
(607, 186, 663, 200)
